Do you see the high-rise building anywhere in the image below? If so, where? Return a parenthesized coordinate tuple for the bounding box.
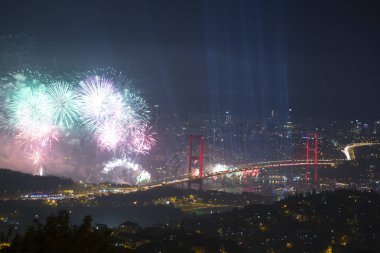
(287, 108, 294, 123)
(374, 120, 380, 135)
(268, 109, 279, 130)
(153, 104, 160, 127)
(269, 109, 278, 121)
(350, 120, 362, 134)
(224, 111, 232, 125)
(363, 123, 370, 135)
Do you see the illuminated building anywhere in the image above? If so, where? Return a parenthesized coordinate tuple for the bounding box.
(224, 111, 231, 126)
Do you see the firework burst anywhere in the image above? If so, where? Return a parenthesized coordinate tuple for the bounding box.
(101, 157, 151, 185)
(45, 81, 79, 128)
(130, 125, 156, 155)
(78, 76, 129, 150)
(9, 85, 55, 142)
(77, 75, 155, 154)
(0, 69, 156, 182)
(136, 170, 151, 184)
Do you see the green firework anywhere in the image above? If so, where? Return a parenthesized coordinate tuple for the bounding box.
(46, 81, 79, 128)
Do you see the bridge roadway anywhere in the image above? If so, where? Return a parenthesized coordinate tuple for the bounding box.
(342, 142, 380, 160)
(131, 159, 336, 191)
(120, 142, 380, 193)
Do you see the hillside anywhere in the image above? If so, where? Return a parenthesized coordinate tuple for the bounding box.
(183, 190, 380, 252)
(0, 169, 76, 197)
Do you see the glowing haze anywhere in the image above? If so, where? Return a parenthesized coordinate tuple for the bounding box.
(0, 69, 156, 184)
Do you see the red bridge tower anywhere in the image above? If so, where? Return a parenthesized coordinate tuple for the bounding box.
(188, 134, 204, 190)
(305, 131, 318, 182)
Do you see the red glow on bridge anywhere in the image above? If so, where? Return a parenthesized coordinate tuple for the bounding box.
(305, 131, 318, 182)
(188, 134, 204, 190)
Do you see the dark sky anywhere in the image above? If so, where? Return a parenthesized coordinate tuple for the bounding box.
(1, 0, 380, 121)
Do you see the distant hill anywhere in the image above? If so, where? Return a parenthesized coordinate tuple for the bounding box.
(0, 168, 76, 197)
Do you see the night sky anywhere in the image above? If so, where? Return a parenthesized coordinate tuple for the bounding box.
(1, 0, 380, 120)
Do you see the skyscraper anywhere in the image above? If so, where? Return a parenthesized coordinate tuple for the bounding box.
(224, 111, 232, 125)
(153, 104, 160, 127)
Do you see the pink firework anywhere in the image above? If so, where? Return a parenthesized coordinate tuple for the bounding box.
(191, 169, 199, 177)
(78, 76, 154, 153)
(96, 120, 125, 151)
(28, 149, 43, 166)
(78, 76, 125, 131)
(130, 125, 156, 155)
(241, 169, 260, 180)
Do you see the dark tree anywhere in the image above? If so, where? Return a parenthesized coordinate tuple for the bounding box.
(2, 211, 118, 253)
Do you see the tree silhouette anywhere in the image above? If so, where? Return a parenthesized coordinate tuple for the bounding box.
(2, 211, 118, 253)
